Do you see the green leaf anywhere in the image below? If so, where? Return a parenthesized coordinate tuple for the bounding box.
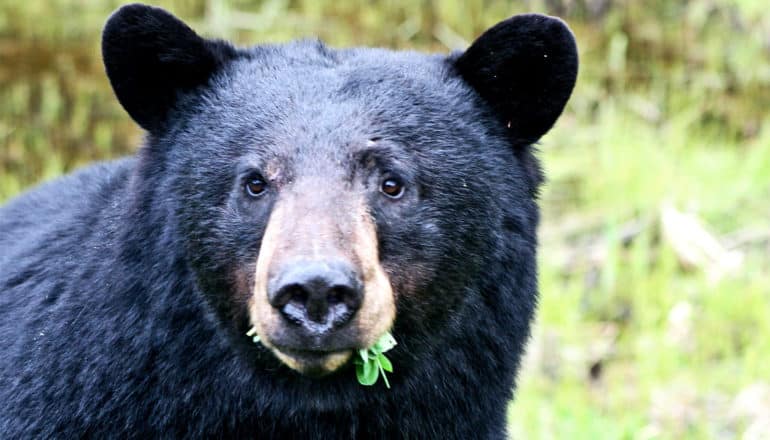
(373, 332, 397, 353)
(356, 358, 379, 386)
(362, 355, 373, 378)
(354, 332, 397, 387)
(377, 352, 393, 372)
(355, 362, 367, 383)
(364, 362, 380, 384)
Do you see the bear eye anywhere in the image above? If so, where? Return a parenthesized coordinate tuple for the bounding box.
(245, 175, 268, 197)
(380, 177, 405, 199)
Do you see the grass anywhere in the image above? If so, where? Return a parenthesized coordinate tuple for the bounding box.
(509, 102, 770, 438)
(2, 1, 769, 438)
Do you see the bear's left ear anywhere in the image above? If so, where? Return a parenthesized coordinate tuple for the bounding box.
(102, 4, 238, 133)
(454, 14, 578, 145)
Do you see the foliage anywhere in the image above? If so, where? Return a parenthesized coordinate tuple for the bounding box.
(355, 332, 396, 388)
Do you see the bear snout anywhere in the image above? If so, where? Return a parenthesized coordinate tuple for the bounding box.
(268, 259, 363, 336)
(249, 189, 396, 375)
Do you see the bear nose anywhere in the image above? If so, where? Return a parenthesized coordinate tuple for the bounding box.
(267, 260, 363, 334)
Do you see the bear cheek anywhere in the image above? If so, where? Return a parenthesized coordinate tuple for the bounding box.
(228, 262, 257, 325)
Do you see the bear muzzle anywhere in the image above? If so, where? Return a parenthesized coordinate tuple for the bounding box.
(248, 188, 396, 375)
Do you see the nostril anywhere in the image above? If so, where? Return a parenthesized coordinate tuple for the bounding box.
(271, 283, 308, 309)
(271, 284, 310, 326)
(329, 285, 362, 311)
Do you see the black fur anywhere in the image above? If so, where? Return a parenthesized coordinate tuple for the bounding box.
(102, 4, 237, 133)
(454, 13, 578, 146)
(0, 4, 577, 438)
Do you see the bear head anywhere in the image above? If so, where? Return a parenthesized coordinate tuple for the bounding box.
(102, 3, 577, 377)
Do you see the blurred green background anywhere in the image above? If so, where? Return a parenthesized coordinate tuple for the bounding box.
(1, 0, 769, 438)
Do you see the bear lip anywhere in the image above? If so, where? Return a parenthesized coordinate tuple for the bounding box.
(274, 346, 346, 359)
(273, 345, 352, 362)
(270, 345, 354, 376)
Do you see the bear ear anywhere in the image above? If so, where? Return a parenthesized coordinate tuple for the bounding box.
(454, 14, 578, 146)
(102, 4, 237, 133)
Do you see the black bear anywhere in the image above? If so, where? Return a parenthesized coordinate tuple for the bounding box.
(0, 4, 577, 438)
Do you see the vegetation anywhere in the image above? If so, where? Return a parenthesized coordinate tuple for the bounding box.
(355, 332, 396, 388)
(2, 1, 768, 437)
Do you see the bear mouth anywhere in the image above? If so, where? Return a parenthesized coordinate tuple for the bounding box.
(271, 346, 353, 376)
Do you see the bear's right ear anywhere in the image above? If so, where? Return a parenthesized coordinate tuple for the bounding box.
(102, 4, 237, 133)
(454, 14, 578, 146)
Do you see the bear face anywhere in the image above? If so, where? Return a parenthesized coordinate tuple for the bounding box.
(0, 5, 578, 436)
(101, 4, 577, 378)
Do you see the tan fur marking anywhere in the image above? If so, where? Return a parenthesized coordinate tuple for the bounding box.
(249, 201, 285, 344)
(350, 202, 396, 348)
(249, 188, 396, 374)
(272, 350, 352, 374)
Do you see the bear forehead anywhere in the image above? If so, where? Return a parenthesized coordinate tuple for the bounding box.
(209, 41, 468, 120)
(233, 40, 450, 83)
(176, 41, 486, 165)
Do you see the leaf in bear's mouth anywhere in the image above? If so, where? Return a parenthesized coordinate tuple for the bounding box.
(354, 332, 396, 388)
(246, 327, 396, 388)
